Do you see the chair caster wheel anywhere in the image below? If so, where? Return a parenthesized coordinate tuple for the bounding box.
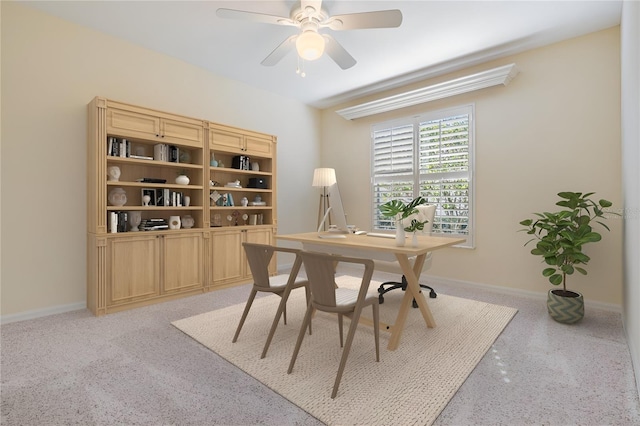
(378, 295, 385, 304)
(412, 299, 418, 309)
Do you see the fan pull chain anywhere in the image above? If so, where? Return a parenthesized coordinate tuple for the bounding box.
(296, 56, 306, 78)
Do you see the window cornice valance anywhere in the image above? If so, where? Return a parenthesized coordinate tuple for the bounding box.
(336, 63, 518, 120)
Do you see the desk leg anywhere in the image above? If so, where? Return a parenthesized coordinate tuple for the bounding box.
(387, 253, 435, 351)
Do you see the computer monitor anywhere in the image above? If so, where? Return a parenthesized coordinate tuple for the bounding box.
(326, 182, 350, 233)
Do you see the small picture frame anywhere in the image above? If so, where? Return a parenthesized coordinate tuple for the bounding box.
(141, 188, 156, 206)
(155, 189, 165, 207)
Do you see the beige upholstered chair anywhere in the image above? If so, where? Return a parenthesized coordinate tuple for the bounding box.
(232, 242, 311, 359)
(287, 251, 379, 399)
(377, 204, 438, 306)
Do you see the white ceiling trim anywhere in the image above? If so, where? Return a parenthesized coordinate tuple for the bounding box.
(335, 63, 519, 120)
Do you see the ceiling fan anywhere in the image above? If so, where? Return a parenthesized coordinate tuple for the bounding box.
(216, 0, 402, 70)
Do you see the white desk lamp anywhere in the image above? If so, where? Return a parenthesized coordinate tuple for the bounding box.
(312, 168, 336, 231)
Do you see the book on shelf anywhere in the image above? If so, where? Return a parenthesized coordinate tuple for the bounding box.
(135, 178, 167, 183)
(107, 137, 131, 158)
(169, 145, 179, 163)
(109, 211, 129, 233)
(140, 218, 169, 231)
(129, 155, 154, 161)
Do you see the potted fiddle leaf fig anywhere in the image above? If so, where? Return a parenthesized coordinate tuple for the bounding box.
(519, 191, 613, 324)
(379, 196, 428, 246)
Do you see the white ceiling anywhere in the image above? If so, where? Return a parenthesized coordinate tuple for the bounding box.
(21, 0, 622, 108)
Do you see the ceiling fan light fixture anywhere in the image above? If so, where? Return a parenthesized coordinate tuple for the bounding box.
(296, 31, 325, 61)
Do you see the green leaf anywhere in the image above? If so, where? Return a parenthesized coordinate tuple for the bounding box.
(558, 192, 576, 200)
(379, 200, 406, 218)
(542, 268, 556, 277)
(599, 199, 612, 208)
(583, 232, 602, 243)
(575, 267, 587, 275)
(520, 219, 532, 226)
(549, 274, 563, 285)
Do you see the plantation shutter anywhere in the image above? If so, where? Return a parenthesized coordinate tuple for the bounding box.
(372, 123, 415, 229)
(371, 106, 474, 246)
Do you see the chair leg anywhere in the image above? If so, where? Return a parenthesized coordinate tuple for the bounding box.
(305, 286, 312, 335)
(261, 290, 289, 359)
(287, 302, 314, 374)
(331, 307, 362, 399)
(373, 303, 380, 362)
(338, 313, 344, 347)
(232, 289, 257, 343)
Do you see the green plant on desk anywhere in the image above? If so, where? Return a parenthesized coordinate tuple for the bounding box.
(379, 196, 429, 231)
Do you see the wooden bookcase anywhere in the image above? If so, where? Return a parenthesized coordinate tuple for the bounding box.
(87, 97, 277, 315)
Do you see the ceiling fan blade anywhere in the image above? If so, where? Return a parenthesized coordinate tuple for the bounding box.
(323, 34, 356, 70)
(324, 10, 402, 30)
(216, 8, 297, 27)
(261, 35, 297, 66)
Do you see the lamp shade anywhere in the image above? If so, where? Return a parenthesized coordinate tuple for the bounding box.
(312, 168, 336, 187)
(296, 31, 325, 61)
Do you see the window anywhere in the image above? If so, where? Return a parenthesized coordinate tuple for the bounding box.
(371, 105, 474, 247)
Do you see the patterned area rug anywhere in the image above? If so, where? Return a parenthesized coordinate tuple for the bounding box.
(172, 276, 517, 426)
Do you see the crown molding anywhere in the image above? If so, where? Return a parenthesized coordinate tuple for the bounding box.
(335, 63, 519, 120)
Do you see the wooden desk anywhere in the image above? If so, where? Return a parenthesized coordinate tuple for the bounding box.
(276, 232, 465, 350)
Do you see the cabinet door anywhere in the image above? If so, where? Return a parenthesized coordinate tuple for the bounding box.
(211, 229, 244, 285)
(162, 233, 204, 293)
(107, 108, 161, 139)
(162, 118, 203, 148)
(209, 129, 244, 153)
(108, 235, 160, 306)
(245, 136, 273, 157)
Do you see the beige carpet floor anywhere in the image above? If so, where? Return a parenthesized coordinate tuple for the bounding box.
(172, 276, 517, 426)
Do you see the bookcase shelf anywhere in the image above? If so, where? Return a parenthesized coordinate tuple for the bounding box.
(87, 97, 277, 316)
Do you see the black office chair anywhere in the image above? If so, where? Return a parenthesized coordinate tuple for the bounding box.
(377, 205, 437, 308)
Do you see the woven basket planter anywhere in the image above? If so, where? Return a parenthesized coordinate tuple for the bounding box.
(547, 289, 584, 324)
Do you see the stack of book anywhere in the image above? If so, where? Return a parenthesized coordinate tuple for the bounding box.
(140, 218, 169, 231)
(109, 211, 129, 233)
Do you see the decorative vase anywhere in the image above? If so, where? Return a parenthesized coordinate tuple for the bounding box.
(210, 152, 218, 167)
(108, 188, 127, 206)
(142, 195, 151, 206)
(547, 289, 584, 324)
(175, 175, 190, 185)
(181, 215, 194, 229)
(395, 222, 405, 247)
(183, 196, 191, 207)
(412, 232, 419, 247)
(169, 215, 181, 230)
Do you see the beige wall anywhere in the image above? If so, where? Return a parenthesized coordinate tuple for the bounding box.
(0, 3, 321, 317)
(321, 27, 623, 306)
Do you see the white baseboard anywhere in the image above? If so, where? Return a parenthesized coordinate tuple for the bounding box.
(325, 262, 623, 313)
(1, 302, 86, 325)
(422, 274, 622, 314)
(425, 274, 622, 313)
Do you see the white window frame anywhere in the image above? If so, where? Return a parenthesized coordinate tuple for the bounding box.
(370, 104, 475, 248)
